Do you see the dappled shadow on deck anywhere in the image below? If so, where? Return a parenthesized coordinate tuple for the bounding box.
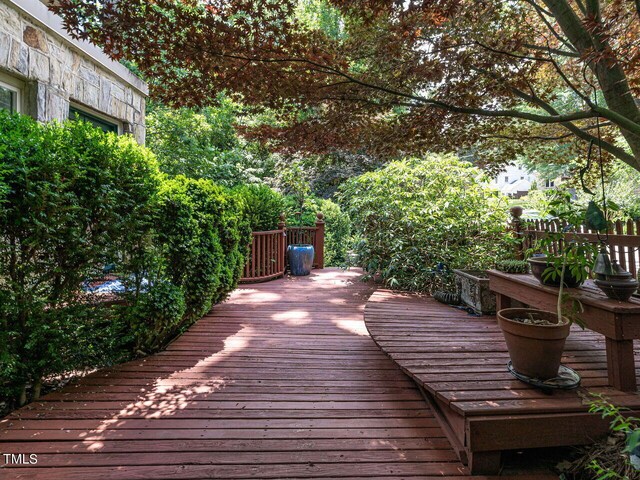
(0, 268, 498, 479)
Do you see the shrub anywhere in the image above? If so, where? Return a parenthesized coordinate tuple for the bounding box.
(155, 176, 250, 321)
(232, 184, 284, 231)
(128, 282, 186, 353)
(339, 154, 509, 292)
(0, 112, 251, 409)
(0, 111, 160, 405)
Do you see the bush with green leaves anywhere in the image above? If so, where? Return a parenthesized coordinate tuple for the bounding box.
(232, 184, 284, 231)
(155, 176, 250, 320)
(0, 112, 251, 409)
(339, 154, 509, 292)
(147, 99, 276, 186)
(0, 111, 160, 405)
(127, 282, 186, 353)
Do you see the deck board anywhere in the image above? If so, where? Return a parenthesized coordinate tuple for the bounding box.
(0, 269, 553, 479)
(364, 289, 640, 473)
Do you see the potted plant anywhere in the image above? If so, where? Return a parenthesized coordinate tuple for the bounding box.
(283, 161, 314, 276)
(526, 193, 600, 289)
(497, 193, 600, 380)
(495, 259, 529, 274)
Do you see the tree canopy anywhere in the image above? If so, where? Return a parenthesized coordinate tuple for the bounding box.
(51, 1, 640, 172)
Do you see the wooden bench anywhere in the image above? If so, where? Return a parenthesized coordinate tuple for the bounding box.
(488, 270, 640, 391)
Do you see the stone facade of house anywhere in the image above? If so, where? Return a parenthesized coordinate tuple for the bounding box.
(0, 0, 147, 143)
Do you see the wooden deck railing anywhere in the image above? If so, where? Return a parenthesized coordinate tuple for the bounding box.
(511, 207, 640, 278)
(239, 213, 325, 283)
(240, 229, 287, 283)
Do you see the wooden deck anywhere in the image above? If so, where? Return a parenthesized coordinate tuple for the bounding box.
(364, 290, 640, 474)
(0, 269, 552, 479)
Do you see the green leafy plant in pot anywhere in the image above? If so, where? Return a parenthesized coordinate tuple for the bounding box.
(498, 193, 601, 380)
(282, 160, 315, 276)
(526, 195, 600, 289)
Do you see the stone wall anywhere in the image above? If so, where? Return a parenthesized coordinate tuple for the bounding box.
(0, 0, 147, 144)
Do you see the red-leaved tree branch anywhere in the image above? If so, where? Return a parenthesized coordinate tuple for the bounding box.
(50, 0, 640, 172)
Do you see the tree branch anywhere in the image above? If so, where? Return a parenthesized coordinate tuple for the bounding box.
(593, 105, 640, 138)
(507, 82, 639, 168)
(214, 52, 597, 126)
(525, 0, 579, 53)
(522, 43, 580, 58)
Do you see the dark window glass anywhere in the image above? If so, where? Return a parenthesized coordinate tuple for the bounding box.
(69, 106, 118, 133)
(0, 85, 15, 113)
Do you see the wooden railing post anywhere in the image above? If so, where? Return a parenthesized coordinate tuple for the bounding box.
(279, 213, 287, 273)
(509, 206, 524, 260)
(315, 212, 325, 269)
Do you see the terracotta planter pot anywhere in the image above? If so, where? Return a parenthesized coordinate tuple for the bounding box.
(497, 308, 570, 380)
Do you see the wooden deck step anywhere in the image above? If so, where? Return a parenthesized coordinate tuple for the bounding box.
(364, 289, 640, 474)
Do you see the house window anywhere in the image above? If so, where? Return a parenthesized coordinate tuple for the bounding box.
(504, 176, 509, 183)
(0, 75, 22, 113)
(69, 105, 119, 134)
(545, 179, 555, 188)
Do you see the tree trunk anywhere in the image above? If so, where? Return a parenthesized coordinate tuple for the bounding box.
(543, 0, 640, 172)
(32, 378, 42, 400)
(18, 385, 27, 407)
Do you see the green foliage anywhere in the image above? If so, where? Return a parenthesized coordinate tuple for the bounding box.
(128, 282, 186, 353)
(339, 154, 509, 292)
(296, 0, 345, 39)
(495, 259, 529, 274)
(232, 184, 284, 231)
(275, 152, 383, 199)
(573, 162, 640, 221)
(0, 111, 251, 409)
(147, 99, 276, 186)
(0, 111, 160, 405)
(579, 394, 640, 479)
(518, 188, 556, 215)
(313, 198, 351, 267)
(156, 176, 250, 320)
(279, 158, 311, 226)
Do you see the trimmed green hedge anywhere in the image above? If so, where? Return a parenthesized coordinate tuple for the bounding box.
(0, 111, 252, 408)
(232, 184, 285, 232)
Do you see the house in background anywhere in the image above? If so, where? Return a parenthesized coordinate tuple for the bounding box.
(490, 162, 560, 198)
(0, 0, 147, 143)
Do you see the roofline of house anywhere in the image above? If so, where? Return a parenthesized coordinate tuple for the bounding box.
(7, 0, 148, 96)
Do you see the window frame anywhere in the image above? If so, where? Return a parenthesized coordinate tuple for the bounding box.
(68, 103, 122, 134)
(0, 72, 24, 114)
